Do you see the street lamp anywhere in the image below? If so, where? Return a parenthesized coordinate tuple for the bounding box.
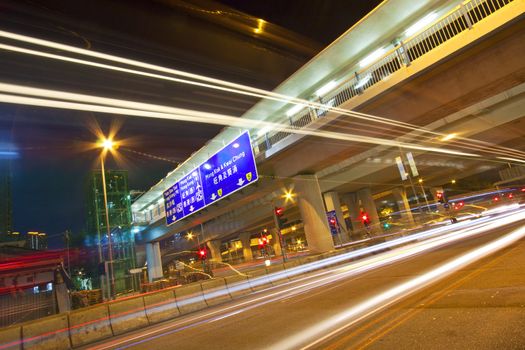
(418, 178, 431, 212)
(98, 137, 116, 298)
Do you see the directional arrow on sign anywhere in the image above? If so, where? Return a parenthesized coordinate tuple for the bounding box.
(237, 178, 245, 186)
(189, 205, 194, 212)
(210, 193, 217, 201)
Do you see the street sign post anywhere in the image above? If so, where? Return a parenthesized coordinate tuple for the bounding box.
(163, 131, 258, 226)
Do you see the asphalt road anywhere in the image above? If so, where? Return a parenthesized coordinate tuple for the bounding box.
(86, 211, 525, 350)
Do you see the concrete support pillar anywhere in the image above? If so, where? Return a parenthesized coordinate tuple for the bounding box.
(294, 175, 334, 253)
(239, 233, 253, 262)
(356, 187, 382, 235)
(206, 240, 222, 263)
(392, 187, 415, 227)
(270, 229, 282, 256)
(324, 191, 350, 243)
(146, 242, 163, 282)
(340, 192, 360, 240)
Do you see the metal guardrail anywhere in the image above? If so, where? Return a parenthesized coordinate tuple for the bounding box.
(255, 0, 514, 154)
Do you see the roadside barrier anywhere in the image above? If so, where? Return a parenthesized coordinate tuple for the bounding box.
(0, 254, 348, 349)
(143, 289, 179, 324)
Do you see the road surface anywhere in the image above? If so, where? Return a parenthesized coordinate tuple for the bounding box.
(85, 209, 525, 350)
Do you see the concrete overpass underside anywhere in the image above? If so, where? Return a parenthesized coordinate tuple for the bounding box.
(138, 2, 525, 278)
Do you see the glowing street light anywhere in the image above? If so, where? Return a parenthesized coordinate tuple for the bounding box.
(101, 138, 114, 150)
(186, 232, 194, 240)
(282, 188, 296, 203)
(97, 136, 117, 298)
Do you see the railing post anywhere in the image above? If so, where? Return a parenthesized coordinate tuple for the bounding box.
(264, 132, 271, 150)
(309, 107, 317, 121)
(460, 3, 473, 29)
(354, 72, 364, 95)
(397, 41, 411, 67)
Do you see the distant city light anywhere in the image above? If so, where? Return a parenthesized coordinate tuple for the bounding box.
(404, 12, 438, 37)
(254, 19, 265, 34)
(359, 47, 387, 68)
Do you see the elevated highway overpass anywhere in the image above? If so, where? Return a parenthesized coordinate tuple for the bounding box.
(131, 0, 525, 281)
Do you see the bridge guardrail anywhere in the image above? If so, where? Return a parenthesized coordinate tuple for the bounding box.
(256, 0, 514, 154)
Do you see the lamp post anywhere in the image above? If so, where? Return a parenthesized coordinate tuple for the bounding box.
(99, 138, 116, 299)
(418, 178, 431, 212)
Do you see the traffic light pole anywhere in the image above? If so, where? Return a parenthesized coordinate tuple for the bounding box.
(272, 206, 287, 263)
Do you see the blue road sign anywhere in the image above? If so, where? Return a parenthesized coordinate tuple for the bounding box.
(163, 131, 258, 226)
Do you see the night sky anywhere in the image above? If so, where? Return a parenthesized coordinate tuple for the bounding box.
(0, 0, 382, 247)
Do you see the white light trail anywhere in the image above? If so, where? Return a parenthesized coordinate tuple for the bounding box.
(1, 31, 524, 159)
(275, 218, 525, 349)
(0, 83, 481, 158)
(497, 156, 525, 164)
(0, 30, 458, 137)
(56, 208, 525, 350)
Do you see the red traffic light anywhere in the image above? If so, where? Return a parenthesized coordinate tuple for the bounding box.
(360, 211, 370, 225)
(436, 192, 443, 199)
(198, 248, 207, 260)
(275, 207, 284, 217)
(329, 218, 336, 225)
(258, 235, 269, 248)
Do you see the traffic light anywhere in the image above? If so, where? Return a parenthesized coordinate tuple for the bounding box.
(274, 207, 288, 229)
(328, 216, 339, 235)
(198, 247, 207, 260)
(436, 191, 444, 203)
(360, 211, 371, 227)
(258, 235, 269, 248)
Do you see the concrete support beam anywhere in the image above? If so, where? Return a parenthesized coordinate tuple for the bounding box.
(392, 187, 415, 226)
(146, 242, 163, 282)
(206, 240, 223, 263)
(270, 229, 282, 256)
(323, 191, 350, 243)
(357, 188, 382, 235)
(294, 175, 334, 253)
(340, 192, 360, 240)
(239, 233, 253, 262)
